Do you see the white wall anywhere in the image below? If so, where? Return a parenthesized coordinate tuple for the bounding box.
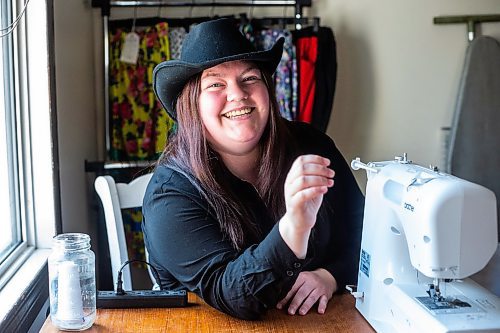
(311, 0, 500, 187)
(53, 0, 97, 237)
(52, 1, 500, 235)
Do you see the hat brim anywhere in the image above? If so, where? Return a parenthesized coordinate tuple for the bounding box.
(153, 37, 284, 120)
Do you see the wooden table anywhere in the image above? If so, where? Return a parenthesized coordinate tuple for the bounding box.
(40, 245, 500, 332)
(40, 293, 374, 332)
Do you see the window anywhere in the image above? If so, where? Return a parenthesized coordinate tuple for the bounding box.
(0, 0, 59, 329)
(0, 0, 27, 288)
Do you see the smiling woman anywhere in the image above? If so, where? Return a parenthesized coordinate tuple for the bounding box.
(198, 61, 270, 176)
(142, 18, 365, 320)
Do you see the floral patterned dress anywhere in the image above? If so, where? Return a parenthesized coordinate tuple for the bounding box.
(109, 21, 175, 162)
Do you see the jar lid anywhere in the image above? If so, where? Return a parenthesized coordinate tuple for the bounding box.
(52, 233, 91, 251)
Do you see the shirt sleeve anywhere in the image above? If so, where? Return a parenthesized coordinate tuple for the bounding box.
(289, 120, 364, 292)
(318, 134, 365, 291)
(142, 169, 306, 320)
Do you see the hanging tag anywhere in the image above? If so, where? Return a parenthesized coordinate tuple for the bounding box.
(120, 32, 140, 64)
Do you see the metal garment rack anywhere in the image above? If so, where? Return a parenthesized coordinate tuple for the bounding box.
(87, 0, 313, 172)
(434, 14, 500, 42)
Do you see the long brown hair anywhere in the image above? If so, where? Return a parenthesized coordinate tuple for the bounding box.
(159, 66, 293, 251)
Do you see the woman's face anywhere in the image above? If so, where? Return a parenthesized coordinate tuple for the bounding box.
(198, 60, 270, 158)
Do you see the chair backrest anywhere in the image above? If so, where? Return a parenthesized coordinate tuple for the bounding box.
(94, 173, 153, 291)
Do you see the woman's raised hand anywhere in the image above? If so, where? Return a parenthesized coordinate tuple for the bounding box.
(279, 155, 334, 258)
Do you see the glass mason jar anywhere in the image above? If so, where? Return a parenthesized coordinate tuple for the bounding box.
(48, 233, 96, 331)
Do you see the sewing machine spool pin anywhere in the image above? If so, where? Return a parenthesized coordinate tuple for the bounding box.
(395, 152, 412, 164)
(350, 157, 379, 173)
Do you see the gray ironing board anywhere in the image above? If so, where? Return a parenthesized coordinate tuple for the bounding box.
(447, 35, 500, 240)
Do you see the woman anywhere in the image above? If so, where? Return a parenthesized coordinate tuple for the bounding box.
(142, 18, 364, 320)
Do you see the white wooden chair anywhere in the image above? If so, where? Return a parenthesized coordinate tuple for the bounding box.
(94, 173, 153, 291)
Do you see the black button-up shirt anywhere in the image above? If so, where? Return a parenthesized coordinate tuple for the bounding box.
(142, 120, 364, 320)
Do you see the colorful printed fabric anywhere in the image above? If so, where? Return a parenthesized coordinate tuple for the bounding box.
(122, 207, 146, 265)
(109, 21, 175, 161)
(168, 27, 187, 60)
(254, 28, 297, 121)
(240, 22, 255, 44)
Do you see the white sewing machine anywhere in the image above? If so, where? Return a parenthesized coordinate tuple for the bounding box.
(349, 154, 500, 333)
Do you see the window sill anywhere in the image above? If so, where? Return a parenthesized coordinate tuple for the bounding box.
(0, 249, 50, 331)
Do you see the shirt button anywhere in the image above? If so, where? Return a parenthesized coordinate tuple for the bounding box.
(293, 262, 301, 269)
(286, 270, 294, 277)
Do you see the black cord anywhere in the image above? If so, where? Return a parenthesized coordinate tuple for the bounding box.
(115, 259, 163, 295)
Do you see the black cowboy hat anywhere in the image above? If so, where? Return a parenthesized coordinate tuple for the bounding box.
(153, 18, 284, 120)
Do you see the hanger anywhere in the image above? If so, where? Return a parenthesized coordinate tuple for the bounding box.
(249, 0, 255, 21)
(132, 5, 138, 32)
(210, 0, 216, 18)
(312, 17, 320, 33)
(156, 0, 163, 18)
(188, 0, 195, 18)
(280, 5, 288, 30)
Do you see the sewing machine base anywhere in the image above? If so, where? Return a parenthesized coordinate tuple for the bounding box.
(356, 277, 500, 333)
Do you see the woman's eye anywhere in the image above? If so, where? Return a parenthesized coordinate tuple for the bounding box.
(243, 75, 260, 82)
(206, 82, 223, 89)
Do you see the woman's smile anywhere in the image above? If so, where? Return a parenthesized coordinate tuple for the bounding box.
(198, 60, 270, 156)
(222, 107, 254, 119)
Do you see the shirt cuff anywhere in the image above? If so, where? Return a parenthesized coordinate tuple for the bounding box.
(254, 223, 308, 280)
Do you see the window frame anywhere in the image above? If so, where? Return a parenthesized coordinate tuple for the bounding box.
(0, 0, 61, 330)
(0, 0, 32, 288)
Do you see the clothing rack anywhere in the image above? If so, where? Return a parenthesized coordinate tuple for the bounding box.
(92, 0, 311, 16)
(87, 0, 314, 172)
(434, 14, 500, 41)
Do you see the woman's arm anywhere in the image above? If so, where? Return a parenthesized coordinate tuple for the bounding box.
(279, 154, 334, 258)
(275, 122, 365, 316)
(320, 139, 364, 290)
(142, 169, 305, 320)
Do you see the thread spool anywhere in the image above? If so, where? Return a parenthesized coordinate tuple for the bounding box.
(56, 261, 84, 322)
